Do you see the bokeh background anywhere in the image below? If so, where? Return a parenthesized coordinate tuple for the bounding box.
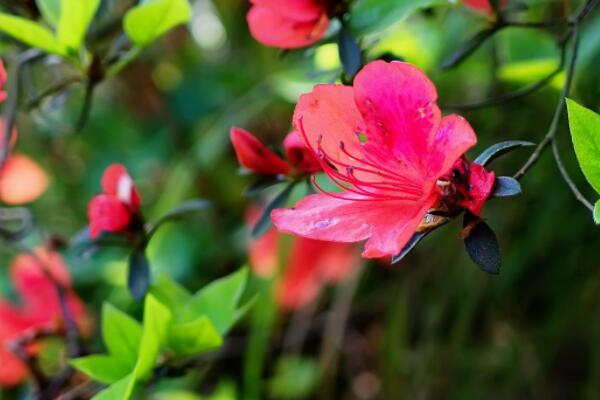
(2, 0, 600, 398)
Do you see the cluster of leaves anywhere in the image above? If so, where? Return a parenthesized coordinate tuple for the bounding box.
(70, 268, 251, 399)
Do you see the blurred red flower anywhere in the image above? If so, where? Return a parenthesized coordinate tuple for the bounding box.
(272, 61, 495, 258)
(246, 0, 329, 49)
(0, 59, 7, 102)
(247, 208, 357, 309)
(464, 0, 507, 14)
(0, 249, 88, 387)
(0, 121, 48, 205)
(88, 164, 141, 239)
(231, 127, 321, 177)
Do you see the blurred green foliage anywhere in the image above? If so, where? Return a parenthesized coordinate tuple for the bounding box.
(1, 0, 600, 399)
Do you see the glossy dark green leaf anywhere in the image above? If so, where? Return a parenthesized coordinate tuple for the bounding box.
(391, 231, 429, 265)
(244, 176, 284, 197)
(128, 248, 151, 300)
(338, 26, 361, 79)
(474, 140, 534, 166)
(147, 199, 211, 237)
(252, 182, 296, 238)
(491, 176, 522, 197)
(463, 213, 501, 274)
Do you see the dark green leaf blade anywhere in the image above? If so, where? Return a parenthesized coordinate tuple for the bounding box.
(338, 26, 361, 79)
(491, 176, 522, 197)
(463, 214, 501, 274)
(252, 182, 296, 238)
(128, 249, 151, 300)
(474, 140, 534, 166)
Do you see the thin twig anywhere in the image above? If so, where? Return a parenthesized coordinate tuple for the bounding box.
(513, 25, 581, 180)
(25, 77, 85, 110)
(552, 137, 594, 211)
(0, 49, 43, 169)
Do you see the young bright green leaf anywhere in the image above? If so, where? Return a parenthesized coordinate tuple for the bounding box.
(133, 294, 172, 380)
(69, 355, 131, 384)
(57, 0, 101, 51)
(36, 0, 61, 26)
(92, 374, 136, 400)
(150, 273, 192, 310)
(0, 13, 65, 55)
(123, 0, 191, 47)
(102, 303, 143, 366)
(350, 0, 447, 36)
(566, 99, 600, 195)
(167, 316, 223, 356)
(594, 200, 600, 225)
(268, 357, 320, 399)
(182, 267, 248, 335)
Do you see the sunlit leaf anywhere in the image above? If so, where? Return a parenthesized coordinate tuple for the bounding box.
(102, 303, 143, 365)
(134, 295, 172, 379)
(566, 99, 600, 195)
(167, 316, 223, 356)
(36, 0, 61, 26)
(123, 0, 191, 47)
(70, 355, 131, 384)
(57, 0, 101, 51)
(0, 13, 65, 55)
(182, 267, 248, 334)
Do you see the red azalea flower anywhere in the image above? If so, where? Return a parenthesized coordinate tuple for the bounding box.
(272, 61, 495, 258)
(246, 0, 330, 49)
(247, 208, 357, 309)
(0, 59, 7, 103)
(0, 120, 48, 205)
(464, 0, 507, 14)
(88, 164, 141, 239)
(0, 249, 88, 387)
(231, 127, 321, 176)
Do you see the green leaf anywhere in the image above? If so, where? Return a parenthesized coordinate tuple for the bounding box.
(102, 303, 143, 366)
(150, 273, 192, 310)
(123, 0, 191, 47)
(350, 0, 448, 36)
(268, 357, 320, 399)
(182, 268, 248, 335)
(128, 248, 151, 300)
(134, 294, 172, 379)
(566, 99, 600, 195)
(168, 316, 223, 356)
(69, 355, 131, 384)
(57, 0, 101, 51)
(0, 13, 65, 55)
(92, 374, 136, 400)
(36, 0, 61, 26)
(594, 200, 600, 225)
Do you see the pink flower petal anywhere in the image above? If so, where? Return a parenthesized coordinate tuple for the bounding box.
(293, 84, 368, 177)
(101, 163, 140, 211)
(230, 127, 291, 175)
(0, 154, 49, 205)
(0, 59, 7, 103)
(353, 61, 442, 180)
(464, 0, 507, 13)
(88, 194, 133, 238)
(283, 131, 321, 174)
(272, 193, 437, 258)
(460, 163, 496, 215)
(249, 0, 325, 22)
(427, 115, 478, 179)
(247, 5, 328, 49)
